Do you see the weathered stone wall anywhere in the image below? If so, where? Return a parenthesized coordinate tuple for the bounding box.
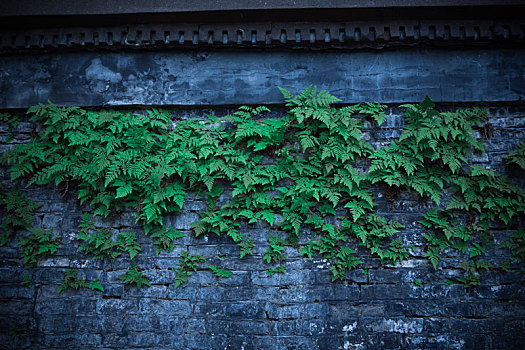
(1, 41, 525, 349)
(0, 101, 524, 349)
(1, 48, 524, 109)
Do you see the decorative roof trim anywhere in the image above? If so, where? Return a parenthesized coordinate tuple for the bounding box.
(1, 20, 523, 54)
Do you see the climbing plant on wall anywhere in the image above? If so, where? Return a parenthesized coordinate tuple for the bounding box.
(1, 86, 524, 291)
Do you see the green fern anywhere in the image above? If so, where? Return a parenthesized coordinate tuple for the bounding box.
(238, 238, 255, 259)
(445, 261, 481, 288)
(264, 235, 285, 264)
(3, 89, 524, 289)
(330, 247, 364, 281)
(89, 278, 104, 292)
(0, 112, 20, 130)
(208, 265, 232, 279)
(77, 227, 121, 260)
(117, 262, 150, 289)
(503, 142, 525, 170)
(58, 268, 88, 293)
(18, 228, 60, 268)
(499, 229, 525, 267)
(0, 187, 42, 246)
(116, 231, 141, 259)
(173, 250, 205, 288)
(267, 265, 286, 276)
(503, 142, 525, 169)
(22, 274, 33, 289)
(150, 226, 185, 255)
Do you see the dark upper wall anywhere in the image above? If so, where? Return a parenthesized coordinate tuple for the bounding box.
(1, 48, 524, 109)
(3, 1, 524, 17)
(1, 1, 524, 29)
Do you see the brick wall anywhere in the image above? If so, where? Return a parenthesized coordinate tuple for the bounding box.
(0, 104, 524, 349)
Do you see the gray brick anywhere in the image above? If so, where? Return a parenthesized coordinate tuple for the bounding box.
(138, 299, 192, 316)
(361, 284, 424, 300)
(96, 298, 139, 315)
(362, 317, 424, 334)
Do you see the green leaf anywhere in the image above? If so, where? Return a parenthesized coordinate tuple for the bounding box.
(209, 265, 232, 278)
(89, 278, 104, 292)
(238, 238, 255, 259)
(267, 265, 286, 276)
(115, 182, 133, 198)
(22, 274, 33, 289)
(117, 262, 150, 289)
(58, 268, 87, 293)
